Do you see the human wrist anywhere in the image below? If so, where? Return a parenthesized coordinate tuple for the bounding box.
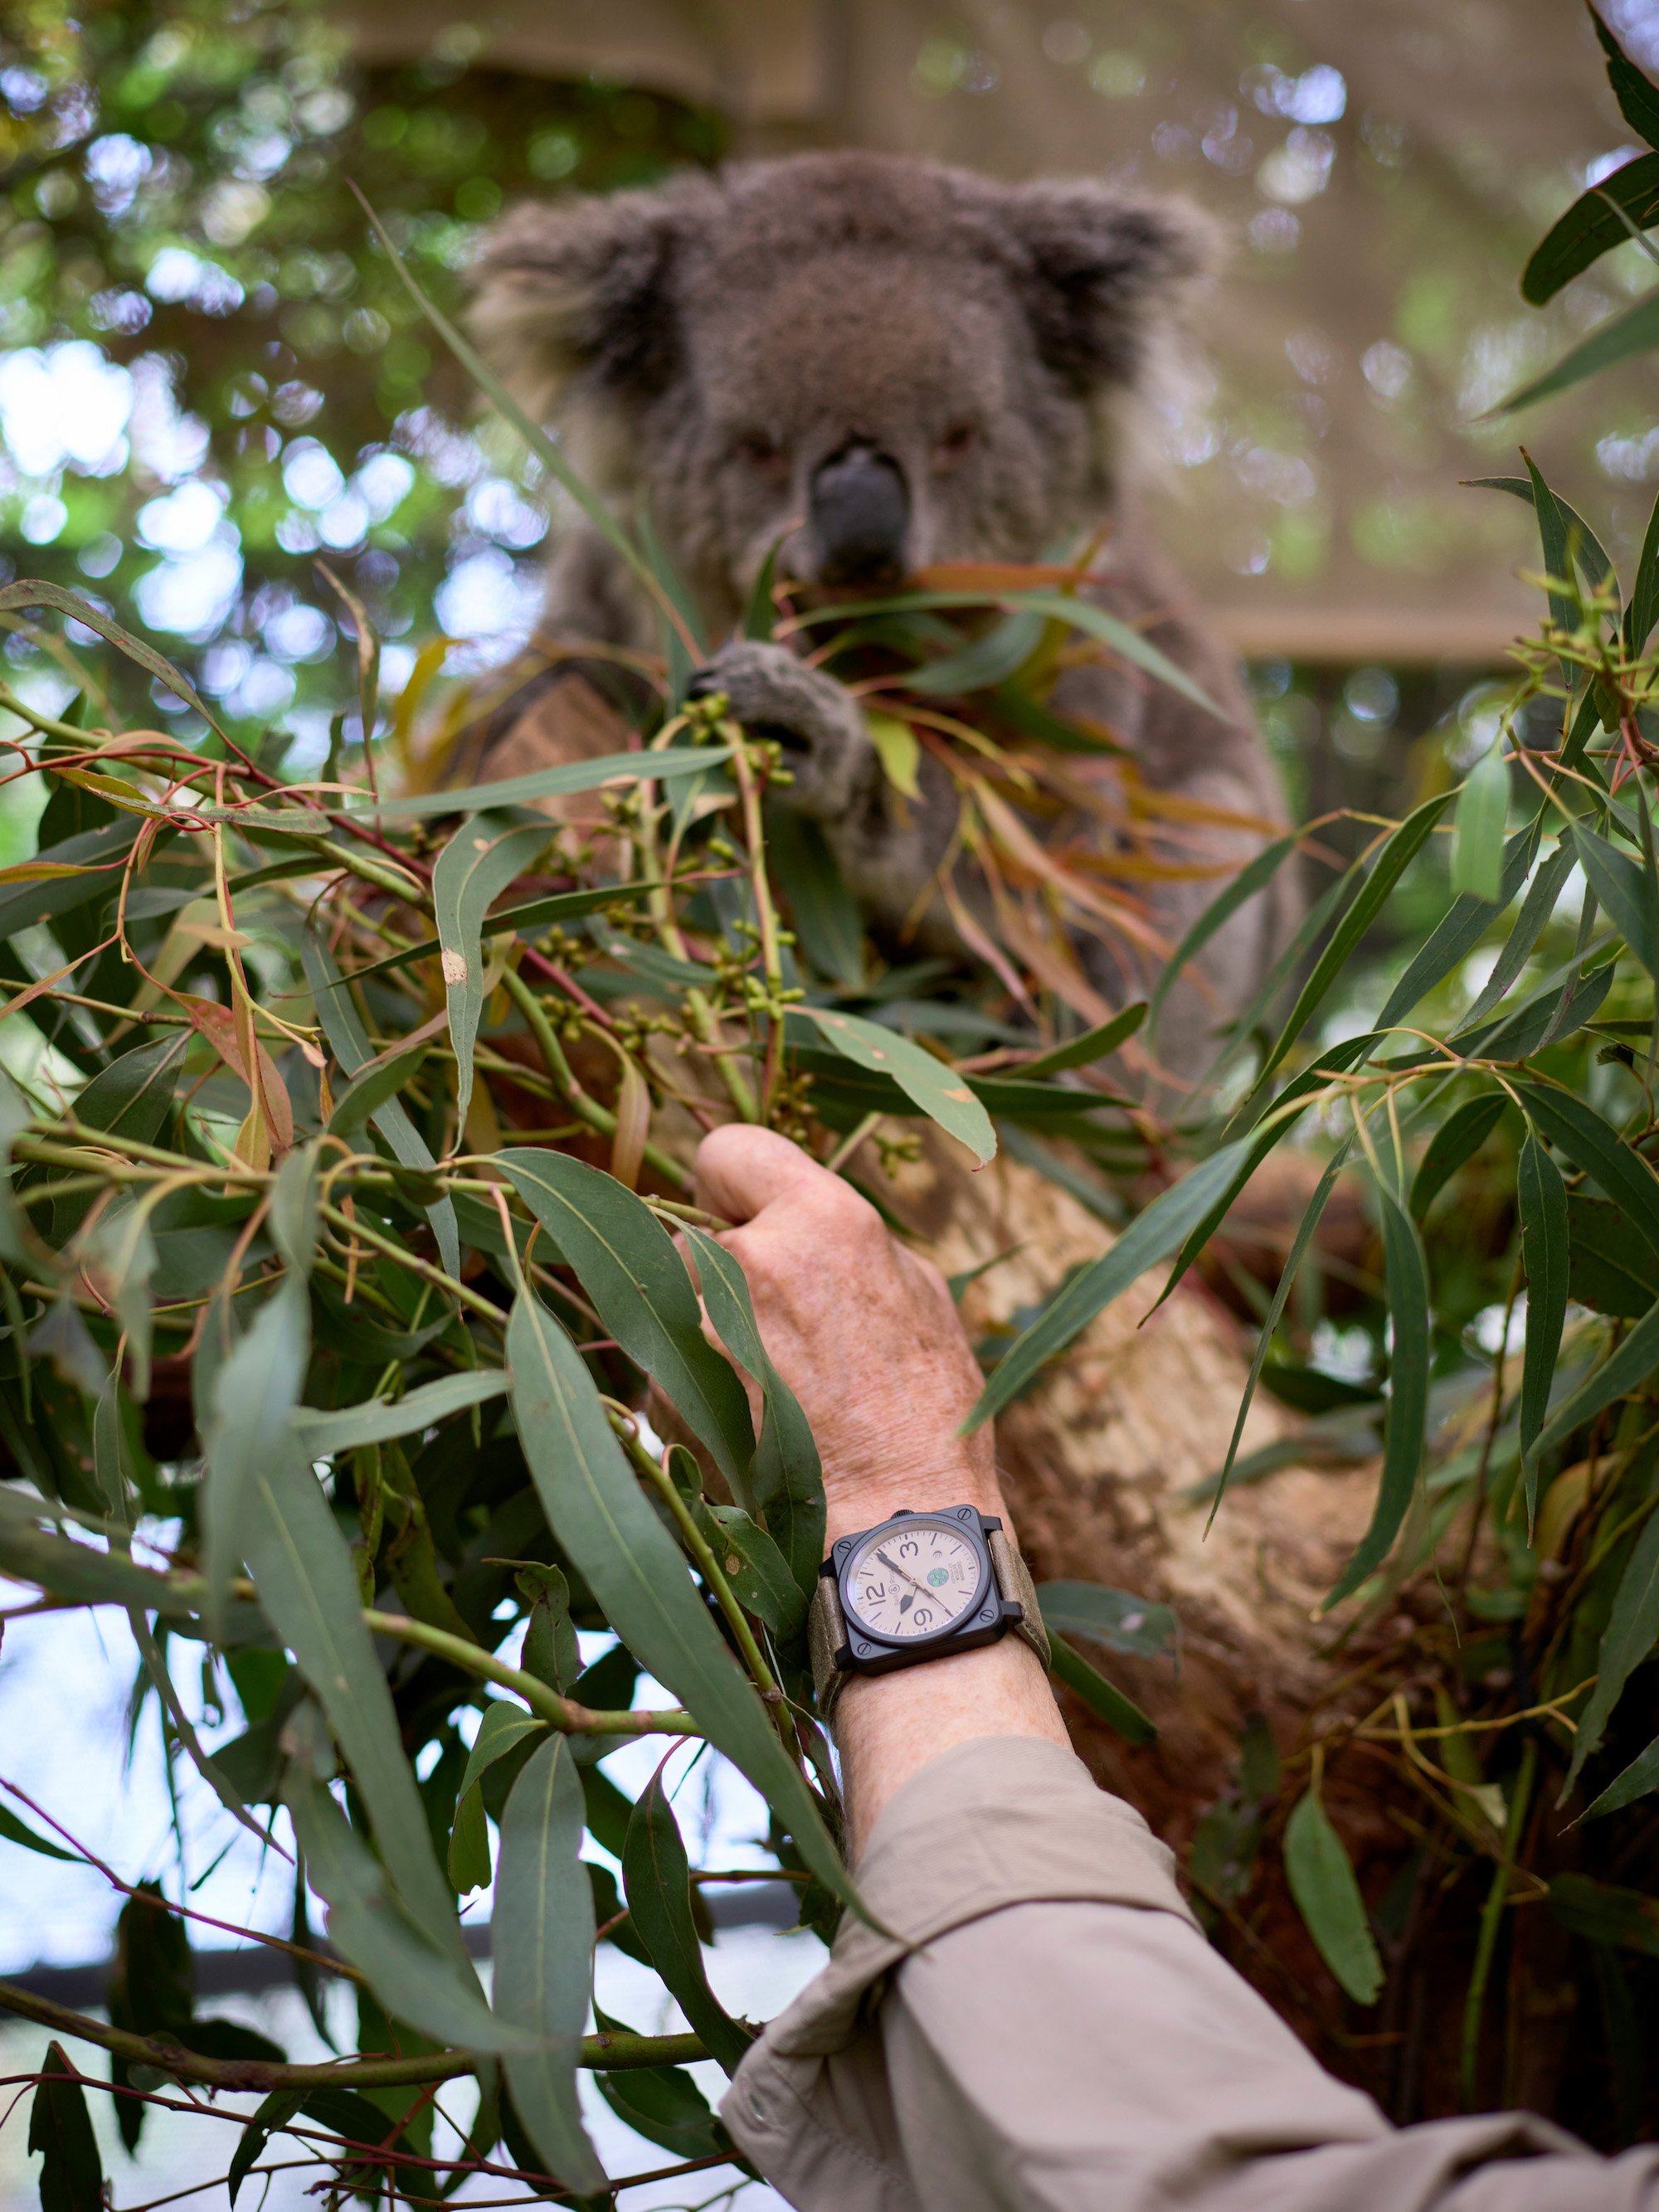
(820, 1441, 1003, 1550)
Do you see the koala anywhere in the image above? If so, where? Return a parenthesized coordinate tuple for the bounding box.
(468, 150, 1297, 1087)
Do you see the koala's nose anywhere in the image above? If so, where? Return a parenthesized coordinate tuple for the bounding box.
(810, 442, 910, 586)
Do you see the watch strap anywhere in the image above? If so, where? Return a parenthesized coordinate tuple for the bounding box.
(807, 1515, 1050, 1719)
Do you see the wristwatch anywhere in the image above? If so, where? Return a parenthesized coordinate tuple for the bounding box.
(806, 1504, 1051, 1720)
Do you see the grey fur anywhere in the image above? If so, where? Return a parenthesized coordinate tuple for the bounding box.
(469, 150, 1297, 1087)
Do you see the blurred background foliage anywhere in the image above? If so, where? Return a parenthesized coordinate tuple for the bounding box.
(0, 0, 721, 785)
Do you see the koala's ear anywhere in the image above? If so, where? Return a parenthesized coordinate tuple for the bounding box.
(468, 178, 713, 425)
(999, 182, 1221, 391)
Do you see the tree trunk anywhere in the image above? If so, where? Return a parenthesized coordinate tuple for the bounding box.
(878, 1129, 1379, 1850)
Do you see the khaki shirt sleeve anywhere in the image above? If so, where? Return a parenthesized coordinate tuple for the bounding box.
(720, 1734, 1659, 2212)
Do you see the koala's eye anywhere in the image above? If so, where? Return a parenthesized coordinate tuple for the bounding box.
(935, 423, 980, 469)
(735, 433, 786, 474)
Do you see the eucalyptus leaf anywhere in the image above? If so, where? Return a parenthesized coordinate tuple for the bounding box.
(965, 1135, 1256, 1429)
(682, 1222, 825, 1590)
(494, 1733, 608, 2193)
(1518, 1130, 1570, 1483)
(291, 1369, 508, 1453)
(504, 1288, 854, 1909)
(1564, 1509, 1659, 1800)
(433, 813, 553, 1128)
(1326, 1187, 1429, 1607)
(499, 1149, 756, 1493)
(1284, 1791, 1383, 2004)
(797, 1004, 995, 1165)
(1048, 1636, 1156, 1745)
(623, 1765, 753, 2074)
(303, 931, 460, 1278)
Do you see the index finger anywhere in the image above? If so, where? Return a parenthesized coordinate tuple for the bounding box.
(694, 1124, 851, 1228)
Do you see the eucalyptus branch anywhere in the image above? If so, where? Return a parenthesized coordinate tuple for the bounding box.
(0, 1980, 706, 2088)
(361, 1609, 699, 1737)
(498, 961, 694, 1192)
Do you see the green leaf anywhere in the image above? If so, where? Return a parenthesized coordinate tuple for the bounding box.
(1627, 484, 1659, 652)
(1048, 1636, 1156, 1744)
(504, 1288, 854, 1908)
(639, 503, 707, 700)
(1410, 1093, 1506, 1218)
(681, 1223, 825, 1589)
(1518, 1131, 1571, 1478)
(68, 1031, 188, 1151)
(363, 746, 731, 819)
(1546, 1872, 1659, 1955)
(0, 815, 138, 946)
(624, 1765, 753, 2074)
(1209, 1145, 1350, 1523)
(302, 931, 460, 1278)
(325, 1037, 432, 1137)
(0, 578, 226, 734)
(1283, 1791, 1383, 2004)
(1574, 819, 1659, 979)
(337, 882, 654, 989)
(1326, 1187, 1429, 1607)
(1036, 1580, 1175, 1658)
(0, 1490, 197, 1616)
(1581, 1733, 1659, 1822)
(1451, 745, 1511, 902)
(0, 1802, 81, 1863)
(1250, 793, 1454, 1099)
(449, 1702, 548, 1890)
(228, 2092, 303, 2207)
(963, 1135, 1256, 1429)
(447, 1777, 490, 1897)
(433, 814, 553, 1128)
(1376, 826, 1539, 1033)
(899, 608, 1046, 694)
(450, 1704, 547, 1893)
(743, 537, 783, 639)
(202, 1276, 310, 1629)
(494, 1733, 608, 2194)
(238, 1398, 468, 1960)
(702, 1502, 807, 1639)
(499, 1150, 755, 1493)
(1497, 286, 1659, 412)
(761, 805, 864, 989)
(1521, 151, 1659, 304)
(1517, 1082, 1659, 1260)
(795, 587, 1224, 717)
(1019, 1002, 1146, 1079)
(1527, 1296, 1659, 1469)
(1568, 1193, 1659, 1316)
(1564, 1507, 1659, 1799)
(290, 1370, 509, 1453)
(283, 1771, 528, 2049)
(594, 2059, 729, 2161)
(1593, 7, 1659, 148)
(27, 2042, 104, 2212)
(867, 712, 922, 798)
(797, 1004, 995, 1164)
(1464, 474, 1619, 606)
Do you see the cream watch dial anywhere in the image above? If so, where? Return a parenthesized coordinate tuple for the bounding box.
(843, 1519, 984, 1641)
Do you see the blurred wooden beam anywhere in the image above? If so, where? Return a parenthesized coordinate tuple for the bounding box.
(1213, 605, 1524, 667)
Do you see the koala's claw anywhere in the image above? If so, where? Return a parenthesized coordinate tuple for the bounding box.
(688, 640, 872, 817)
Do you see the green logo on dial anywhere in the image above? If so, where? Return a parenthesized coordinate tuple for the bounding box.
(927, 1567, 950, 1587)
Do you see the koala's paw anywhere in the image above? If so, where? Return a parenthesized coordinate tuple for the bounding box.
(688, 640, 870, 817)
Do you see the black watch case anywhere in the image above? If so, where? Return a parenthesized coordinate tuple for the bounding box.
(826, 1505, 1024, 1680)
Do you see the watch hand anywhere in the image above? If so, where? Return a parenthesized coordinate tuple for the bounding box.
(875, 1548, 931, 1599)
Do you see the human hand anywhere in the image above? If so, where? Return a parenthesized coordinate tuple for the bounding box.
(693, 1125, 1000, 1545)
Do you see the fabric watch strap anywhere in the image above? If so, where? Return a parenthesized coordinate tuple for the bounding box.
(807, 1520, 1051, 1720)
